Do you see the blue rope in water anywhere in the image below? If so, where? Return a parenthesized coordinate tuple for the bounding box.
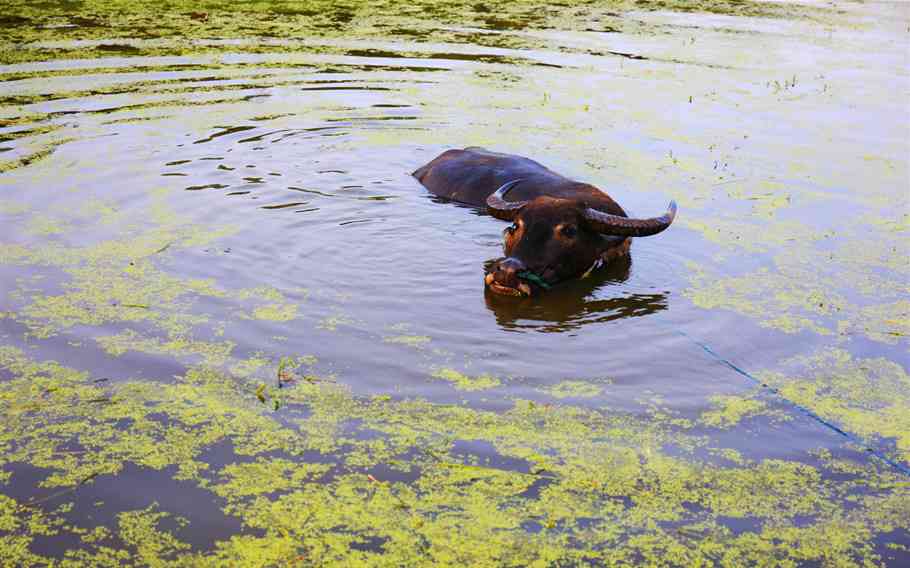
(672, 328, 910, 478)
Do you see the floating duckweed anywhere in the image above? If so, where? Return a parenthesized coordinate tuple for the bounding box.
(72, 199, 124, 226)
(0, 222, 241, 340)
(236, 286, 290, 303)
(685, 211, 909, 345)
(682, 218, 818, 254)
(700, 394, 774, 428)
(431, 368, 501, 391)
(25, 214, 68, 236)
(230, 354, 271, 379)
(0, 138, 73, 174)
(687, 263, 847, 338)
(317, 314, 354, 331)
(862, 211, 909, 234)
(539, 379, 604, 399)
(214, 459, 331, 500)
(20, 262, 218, 338)
(250, 303, 298, 322)
(0, 200, 29, 215)
(383, 334, 431, 347)
(0, 347, 907, 564)
(97, 329, 236, 367)
(839, 300, 910, 344)
(116, 506, 192, 561)
(761, 348, 910, 468)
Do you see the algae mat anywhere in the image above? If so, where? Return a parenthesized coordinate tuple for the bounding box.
(1, 0, 908, 565)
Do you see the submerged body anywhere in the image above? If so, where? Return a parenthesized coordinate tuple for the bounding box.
(413, 147, 677, 296)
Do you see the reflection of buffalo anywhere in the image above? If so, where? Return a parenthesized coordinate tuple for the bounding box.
(414, 147, 676, 296)
(482, 254, 668, 331)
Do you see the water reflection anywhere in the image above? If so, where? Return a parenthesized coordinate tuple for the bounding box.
(482, 255, 669, 332)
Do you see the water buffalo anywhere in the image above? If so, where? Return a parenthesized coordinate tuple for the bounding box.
(413, 147, 677, 297)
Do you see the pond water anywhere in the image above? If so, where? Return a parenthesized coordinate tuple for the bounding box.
(1, 0, 908, 565)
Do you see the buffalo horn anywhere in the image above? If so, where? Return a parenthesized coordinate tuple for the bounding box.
(584, 201, 677, 237)
(486, 179, 529, 221)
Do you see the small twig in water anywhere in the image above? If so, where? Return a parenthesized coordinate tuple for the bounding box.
(712, 177, 749, 187)
(25, 472, 100, 508)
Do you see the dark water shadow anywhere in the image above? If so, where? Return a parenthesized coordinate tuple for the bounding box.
(6, 458, 245, 558)
(482, 255, 669, 332)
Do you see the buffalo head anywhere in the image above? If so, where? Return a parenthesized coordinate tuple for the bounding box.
(483, 179, 677, 296)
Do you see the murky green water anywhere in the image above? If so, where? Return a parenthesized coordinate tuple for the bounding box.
(1, 0, 908, 565)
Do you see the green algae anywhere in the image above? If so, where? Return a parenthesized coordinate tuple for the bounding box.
(431, 368, 501, 391)
(230, 353, 272, 379)
(699, 393, 790, 429)
(25, 214, 69, 236)
(680, 141, 908, 345)
(79, 199, 124, 226)
(0, 137, 74, 174)
(383, 334, 431, 347)
(761, 349, 910, 468)
(213, 459, 332, 499)
(19, 260, 221, 339)
(539, 379, 604, 399)
(0, 199, 301, 369)
(0, 199, 29, 215)
(249, 303, 298, 322)
(1, 346, 907, 565)
(681, 218, 822, 255)
(317, 314, 354, 331)
(686, 252, 908, 342)
(840, 300, 910, 344)
(97, 329, 236, 368)
(0, 0, 825, 65)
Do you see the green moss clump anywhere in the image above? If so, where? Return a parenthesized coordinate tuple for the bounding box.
(431, 368, 501, 391)
(1, 347, 906, 565)
(539, 379, 605, 399)
(762, 349, 910, 468)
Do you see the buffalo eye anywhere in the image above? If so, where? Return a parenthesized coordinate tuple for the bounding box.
(506, 223, 518, 234)
(561, 225, 577, 238)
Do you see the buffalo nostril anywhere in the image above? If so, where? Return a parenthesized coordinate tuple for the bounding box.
(496, 258, 526, 274)
(491, 257, 526, 288)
